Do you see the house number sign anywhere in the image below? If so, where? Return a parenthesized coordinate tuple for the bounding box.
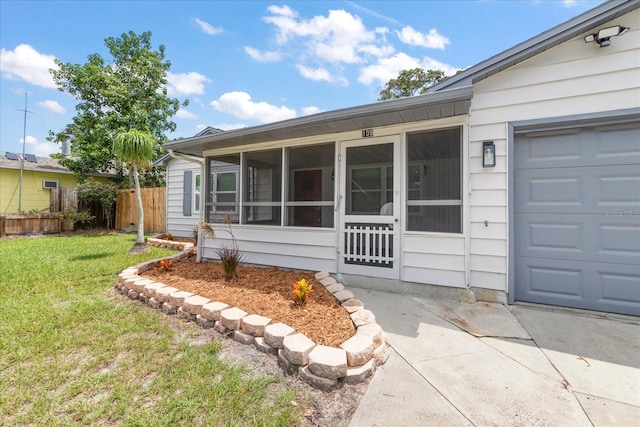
(362, 128, 374, 138)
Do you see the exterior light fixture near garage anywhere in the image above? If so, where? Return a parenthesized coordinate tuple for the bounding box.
(584, 25, 629, 47)
(482, 141, 496, 168)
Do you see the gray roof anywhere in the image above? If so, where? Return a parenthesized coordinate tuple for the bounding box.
(165, 86, 473, 156)
(0, 155, 72, 174)
(431, 0, 639, 92)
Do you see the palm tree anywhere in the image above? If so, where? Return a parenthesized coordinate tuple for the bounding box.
(113, 129, 155, 254)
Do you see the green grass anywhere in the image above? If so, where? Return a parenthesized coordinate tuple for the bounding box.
(0, 233, 301, 426)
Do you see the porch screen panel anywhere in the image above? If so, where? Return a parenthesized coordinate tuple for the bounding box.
(207, 154, 240, 223)
(286, 142, 335, 228)
(407, 127, 462, 233)
(244, 149, 282, 225)
(346, 143, 393, 215)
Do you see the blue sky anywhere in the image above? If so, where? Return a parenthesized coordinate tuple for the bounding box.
(0, 0, 603, 158)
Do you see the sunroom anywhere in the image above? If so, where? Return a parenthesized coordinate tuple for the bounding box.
(164, 86, 472, 288)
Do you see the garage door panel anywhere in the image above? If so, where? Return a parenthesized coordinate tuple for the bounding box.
(515, 257, 640, 316)
(514, 121, 640, 316)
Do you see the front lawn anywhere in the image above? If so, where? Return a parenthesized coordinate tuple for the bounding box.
(0, 233, 301, 426)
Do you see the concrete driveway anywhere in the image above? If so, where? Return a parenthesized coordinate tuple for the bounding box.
(348, 288, 640, 427)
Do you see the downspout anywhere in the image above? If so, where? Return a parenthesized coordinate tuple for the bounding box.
(167, 149, 205, 262)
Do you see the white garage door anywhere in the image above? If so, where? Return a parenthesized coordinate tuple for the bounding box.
(514, 120, 640, 316)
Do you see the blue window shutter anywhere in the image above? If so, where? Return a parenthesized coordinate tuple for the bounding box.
(183, 170, 192, 217)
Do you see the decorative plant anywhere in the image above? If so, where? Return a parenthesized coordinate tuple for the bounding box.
(154, 259, 173, 273)
(292, 278, 314, 306)
(204, 212, 244, 281)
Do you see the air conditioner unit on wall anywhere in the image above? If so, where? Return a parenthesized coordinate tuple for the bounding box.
(43, 180, 58, 189)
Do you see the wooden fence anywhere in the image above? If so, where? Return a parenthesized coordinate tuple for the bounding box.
(115, 188, 166, 234)
(0, 213, 74, 236)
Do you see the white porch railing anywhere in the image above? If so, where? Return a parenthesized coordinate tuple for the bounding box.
(343, 222, 394, 268)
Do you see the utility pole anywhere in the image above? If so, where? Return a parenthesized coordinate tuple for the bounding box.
(17, 93, 34, 212)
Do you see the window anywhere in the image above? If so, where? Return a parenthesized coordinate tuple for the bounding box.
(193, 173, 201, 213)
(406, 127, 462, 233)
(244, 149, 282, 225)
(346, 143, 393, 215)
(286, 143, 335, 227)
(207, 154, 240, 223)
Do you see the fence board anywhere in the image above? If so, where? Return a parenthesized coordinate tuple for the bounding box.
(115, 188, 166, 234)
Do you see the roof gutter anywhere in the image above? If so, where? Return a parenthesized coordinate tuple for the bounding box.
(167, 149, 205, 262)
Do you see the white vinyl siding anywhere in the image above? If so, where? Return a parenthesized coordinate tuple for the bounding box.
(467, 9, 639, 292)
(165, 158, 201, 238)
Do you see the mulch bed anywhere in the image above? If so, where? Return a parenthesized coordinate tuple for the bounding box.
(141, 256, 356, 347)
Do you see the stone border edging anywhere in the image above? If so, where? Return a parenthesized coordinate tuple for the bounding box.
(115, 237, 389, 391)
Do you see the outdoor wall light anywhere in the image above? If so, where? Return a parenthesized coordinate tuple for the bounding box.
(483, 141, 496, 168)
(584, 25, 629, 47)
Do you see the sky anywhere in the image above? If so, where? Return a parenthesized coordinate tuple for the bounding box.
(0, 0, 604, 158)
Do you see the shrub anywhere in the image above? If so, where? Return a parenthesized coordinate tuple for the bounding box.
(217, 245, 243, 281)
(154, 259, 173, 273)
(292, 279, 313, 306)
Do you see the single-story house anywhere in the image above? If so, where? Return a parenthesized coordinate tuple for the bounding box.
(0, 153, 109, 214)
(154, 127, 222, 238)
(164, 0, 639, 316)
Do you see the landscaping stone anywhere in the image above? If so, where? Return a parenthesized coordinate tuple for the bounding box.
(373, 343, 390, 365)
(131, 278, 154, 293)
(182, 295, 211, 315)
(214, 321, 232, 336)
(169, 290, 194, 307)
(277, 350, 299, 375)
(344, 359, 374, 384)
(195, 315, 215, 329)
(123, 277, 138, 291)
(357, 323, 385, 348)
(264, 323, 296, 349)
(220, 307, 248, 330)
(127, 289, 139, 300)
(315, 271, 330, 280)
(241, 314, 271, 337)
(342, 298, 365, 313)
(308, 345, 347, 379)
(254, 337, 278, 355)
(319, 276, 337, 286)
(201, 301, 229, 321)
(148, 297, 162, 310)
(299, 366, 338, 391)
(325, 283, 345, 293)
(161, 302, 178, 315)
(350, 309, 376, 327)
(233, 330, 255, 345)
(177, 307, 196, 322)
(282, 333, 316, 366)
(155, 286, 179, 303)
(143, 282, 166, 298)
(118, 273, 137, 284)
(333, 289, 355, 303)
(340, 334, 374, 367)
(138, 294, 149, 304)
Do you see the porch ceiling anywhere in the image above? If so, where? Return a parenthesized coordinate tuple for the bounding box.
(165, 86, 472, 156)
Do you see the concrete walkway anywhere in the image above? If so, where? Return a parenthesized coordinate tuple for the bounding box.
(348, 288, 640, 427)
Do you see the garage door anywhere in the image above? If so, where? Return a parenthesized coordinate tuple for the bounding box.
(514, 120, 640, 316)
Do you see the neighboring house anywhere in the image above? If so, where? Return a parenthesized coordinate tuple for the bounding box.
(164, 1, 639, 316)
(154, 127, 223, 238)
(0, 153, 109, 214)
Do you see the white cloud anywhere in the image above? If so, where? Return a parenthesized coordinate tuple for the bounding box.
(175, 109, 197, 119)
(295, 64, 348, 86)
(20, 135, 59, 157)
(396, 26, 450, 50)
(358, 52, 458, 86)
(0, 44, 58, 88)
(244, 47, 282, 63)
(37, 100, 66, 114)
(263, 7, 389, 64)
(210, 91, 297, 123)
(166, 72, 211, 97)
(301, 106, 322, 116)
(193, 18, 223, 35)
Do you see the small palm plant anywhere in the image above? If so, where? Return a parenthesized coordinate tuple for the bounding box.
(113, 129, 155, 254)
(292, 279, 314, 306)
